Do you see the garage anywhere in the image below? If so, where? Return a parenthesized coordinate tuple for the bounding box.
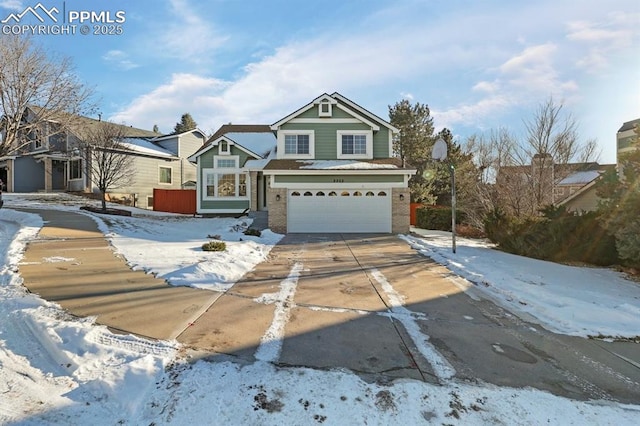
(287, 189, 391, 233)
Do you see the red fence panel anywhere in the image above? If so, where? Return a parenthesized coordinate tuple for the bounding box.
(153, 189, 196, 214)
(410, 203, 424, 226)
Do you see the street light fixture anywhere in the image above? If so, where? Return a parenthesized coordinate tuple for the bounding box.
(431, 138, 456, 254)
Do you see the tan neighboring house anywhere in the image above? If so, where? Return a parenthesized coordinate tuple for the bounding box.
(0, 107, 205, 209)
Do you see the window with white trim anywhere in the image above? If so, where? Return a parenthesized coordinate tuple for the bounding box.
(337, 130, 373, 159)
(278, 130, 314, 159)
(285, 134, 310, 155)
(203, 156, 248, 199)
(319, 100, 332, 117)
(219, 141, 230, 155)
(159, 166, 172, 184)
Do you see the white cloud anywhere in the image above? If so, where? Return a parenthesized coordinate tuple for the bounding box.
(0, 0, 22, 11)
(156, 0, 228, 62)
(102, 50, 139, 70)
(566, 11, 638, 70)
(109, 73, 229, 133)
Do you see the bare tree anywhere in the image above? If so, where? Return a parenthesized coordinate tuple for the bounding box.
(80, 122, 135, 211)
(0, 34, 94, 156)
(465, 98, 601, 221)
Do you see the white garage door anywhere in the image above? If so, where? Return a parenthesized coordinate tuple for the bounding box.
(287, 189, 391, 233)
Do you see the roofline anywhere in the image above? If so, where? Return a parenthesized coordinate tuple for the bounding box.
(558, 179, 598, 206)
(270, 93, 331, 130)
(263, 168, 416, 175)
(187, 135, 264, 162)
(331, 92, 400, 133)
(152, 128, 206, 141)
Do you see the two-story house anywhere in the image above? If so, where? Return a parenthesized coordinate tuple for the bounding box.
(189, 93, 416, 233)
(0, 107, 205, 209)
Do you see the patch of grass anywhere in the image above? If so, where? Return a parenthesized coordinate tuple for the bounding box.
(202, 241, 226, 252)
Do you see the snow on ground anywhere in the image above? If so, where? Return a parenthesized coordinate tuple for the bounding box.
(0, 194, 639, 425)
(404, 229, 640, 339)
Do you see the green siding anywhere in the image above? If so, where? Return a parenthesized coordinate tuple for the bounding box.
(200, 199, 250, 210)
(282, 122, 390, 160)
(296, 105, 352, 119)
(198, 145, 252, 169)
(274, 174, 404, 184)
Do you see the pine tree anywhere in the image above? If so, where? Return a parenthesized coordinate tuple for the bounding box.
(173, 113, 197, 133)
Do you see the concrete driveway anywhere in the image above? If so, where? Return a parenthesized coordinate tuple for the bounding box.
(16, 210, 640, 405)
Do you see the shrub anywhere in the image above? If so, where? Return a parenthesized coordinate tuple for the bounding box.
(484, 210, 618, 266)
(202, 241, 226, 252)
(416, 205, 466, 231)
(243, 228, 261, 237)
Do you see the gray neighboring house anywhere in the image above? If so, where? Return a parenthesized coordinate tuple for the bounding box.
(189, 93, 416, 233)
(0, 107, 205, 209)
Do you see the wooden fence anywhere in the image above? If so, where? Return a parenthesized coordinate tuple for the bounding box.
(153, 189, 196, 214)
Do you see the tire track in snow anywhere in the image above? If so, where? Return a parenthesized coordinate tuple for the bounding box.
(369, 268, 456, 381)
(254, 262, 303, 363)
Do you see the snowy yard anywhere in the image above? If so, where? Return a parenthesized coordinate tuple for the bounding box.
(0, 193, 639, 425)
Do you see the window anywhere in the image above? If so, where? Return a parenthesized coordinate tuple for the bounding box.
(342, 135, 367, 155)
(217, 158, 236, 168)
(328, 191, 337, 196)
(69, 159, 82, 180)
(203, 169, 249, 199)
(337, 130, 372, 159)
(319, 100, 332, 117)
(353, 191, 362, 196)
(291, 191, 301, 196)
(285, 134, 310, 155)
(218, 174, 236, 197)
(316, 191, 325, 196)
(377, 191, 387, 196)
(341, 191, 350, 196)
(366, 191, 374, 196)
(159, 166, 172, 184)
(219, 141, 229, 154)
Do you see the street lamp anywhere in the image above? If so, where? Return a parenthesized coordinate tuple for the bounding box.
(431, 138, 456, 254)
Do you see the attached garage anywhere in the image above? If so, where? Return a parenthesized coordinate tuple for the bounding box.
(287, 189, 391, 233)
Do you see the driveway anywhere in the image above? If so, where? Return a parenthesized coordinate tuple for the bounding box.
(178, 233, 640, 404)
(16, 210, 640, 404)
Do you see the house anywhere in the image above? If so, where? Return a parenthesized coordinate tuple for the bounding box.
(0, 107, 205, 209)
(497, 156, 615, 214)
(189, 93, 416, 233)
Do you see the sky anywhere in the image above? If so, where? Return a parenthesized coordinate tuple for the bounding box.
(1, 193, 640, 424)
(0, 0, 639, 164)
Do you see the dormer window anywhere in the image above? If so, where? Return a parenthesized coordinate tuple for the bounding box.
(319, 100, 332, 117)
(219, 140, 230, 155)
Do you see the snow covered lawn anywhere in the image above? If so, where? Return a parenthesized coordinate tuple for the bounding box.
(0, 194, 639, 424)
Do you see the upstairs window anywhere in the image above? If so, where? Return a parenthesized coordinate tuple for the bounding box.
(216, 158, 237, 168)
(159, 166, 172, 184)
(342, 134, 367, 155)
(219, 140, 229, 155)
(337, 130, 372, 159)
(319, 100, 332, 117)
(285, 134, 310, 155)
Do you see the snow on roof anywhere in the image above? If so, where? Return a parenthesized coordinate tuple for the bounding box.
(558, 170, 601, 185)
(298, 160, 400, 170)
(245, 148, 276, 170)
(120, 138, 176, 158)
(226, 132, 276, 158)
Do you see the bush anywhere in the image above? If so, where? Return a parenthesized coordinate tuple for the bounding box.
(484, 210, 618, 266)
(202, 241, 226, 252)
(243, 228, 261, 237)
(416, 205, 466, 231)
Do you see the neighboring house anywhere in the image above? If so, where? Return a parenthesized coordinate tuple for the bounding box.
(0, 107, 205, 209)
(617, 118, 640, 160)
(190, 93, 416, 233)
(497, 157, 614, 214)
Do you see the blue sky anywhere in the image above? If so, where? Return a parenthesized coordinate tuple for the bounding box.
(1, 0, 638, 164)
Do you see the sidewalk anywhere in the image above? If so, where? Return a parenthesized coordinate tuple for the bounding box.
(17, 208, 220, 340)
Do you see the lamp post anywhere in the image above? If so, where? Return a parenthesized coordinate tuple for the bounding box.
(431, 138, 456, 254)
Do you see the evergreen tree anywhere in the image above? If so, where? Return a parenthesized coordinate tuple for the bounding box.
(388, 100, 436, 203)
(173, 113, 197, 133)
